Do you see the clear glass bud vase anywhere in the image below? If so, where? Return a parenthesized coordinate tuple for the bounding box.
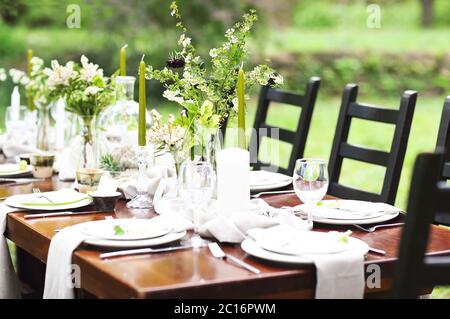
(36, 104, 52, 151)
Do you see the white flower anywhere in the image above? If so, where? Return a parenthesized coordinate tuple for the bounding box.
(168, 114, 175, 124)
(20, 76, 30, 86)
(178, 34, 191, 48)
(162, 89, 184, 104)
(231, 97, 238, 111)
(0, 68, 6, 81)
(84, 86, 102, 95)
(9, 68, 25, 83)
(44, 60, 77, 87)
(273, 74, 283, 85)
(30, 57, 44, 72)
(209, 48, 218, 58)
(80, 55, 103, 82)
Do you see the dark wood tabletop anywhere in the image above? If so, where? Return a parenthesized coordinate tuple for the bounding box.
(3, 176, 450, 298)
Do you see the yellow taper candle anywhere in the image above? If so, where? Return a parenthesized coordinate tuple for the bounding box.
(120, 44, 127, 76)
(138, 55, 146, 146)
(237, 66, 246, 149)
(27, 49, 34, 110)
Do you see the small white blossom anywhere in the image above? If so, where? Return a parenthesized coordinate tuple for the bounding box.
(84, 86, 102, 95)
(209, 48, 218, 58)
(178, 34, 191, 48)
(0, 68, 6, 81)
(162, 89, 185, 104)
(9, 68, 26, 83)
(44, 60, 77, 87)
(80, 55, 104, 82)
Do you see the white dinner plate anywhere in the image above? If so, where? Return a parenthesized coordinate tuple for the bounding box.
(83, 228, 187, 248)
(0, 164, 33, 177)
(5, 189, 93, 211)
(250, 171, 292, 192)
(256, 230, 349, 255)
(242, 233, 369, 265)
(80, 219, 171, 241)
(294, 200, 401, 225)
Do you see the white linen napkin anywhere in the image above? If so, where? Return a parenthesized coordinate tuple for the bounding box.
(0, 203, 21, 299)
(155, 198, 310, 243)
(247, 227, 365, 299)
(0, 132, 38, 161)
(43, 226, 91, 299)
(311, 249, 365, 299)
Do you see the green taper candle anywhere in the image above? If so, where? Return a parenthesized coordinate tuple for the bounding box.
(138, 55, 146, 146)
(237, 66, 246, 149)
(120, 44, 127, 76)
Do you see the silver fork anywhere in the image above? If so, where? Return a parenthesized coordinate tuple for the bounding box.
(353, 222, 404, 233)
(32, 187, 54, 203)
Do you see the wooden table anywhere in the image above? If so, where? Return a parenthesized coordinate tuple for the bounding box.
(3, 177, 450, 298)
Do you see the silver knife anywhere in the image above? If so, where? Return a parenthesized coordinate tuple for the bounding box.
(24, 210, 112, 219)
(99, 244, 199, 259)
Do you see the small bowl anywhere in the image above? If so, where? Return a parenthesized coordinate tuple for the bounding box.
(29, 153, 55, 178)
(89, 191, 121, 211)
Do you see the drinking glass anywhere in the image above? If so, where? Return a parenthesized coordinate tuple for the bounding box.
(293, 158, 329, 230)
(178, 161, 215, 248)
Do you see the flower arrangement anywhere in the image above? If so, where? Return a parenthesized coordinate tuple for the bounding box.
(147, 109, 187, 157)
(100, 144, 139, 174)
(8, 56, 53, 110)
(44, 55, 115, 167)
(45, 55, 115, 119)
(146, 1, 283, 131)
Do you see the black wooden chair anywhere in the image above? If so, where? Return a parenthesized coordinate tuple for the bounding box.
(250, 77, 321, 175)
(328, 84, 417, 205)
(392, 152, 450, 298)
(436, 96, 450, 179)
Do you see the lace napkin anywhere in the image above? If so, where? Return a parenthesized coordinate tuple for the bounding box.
(247, 227, 366, 299)
(0, 203, 21, 299)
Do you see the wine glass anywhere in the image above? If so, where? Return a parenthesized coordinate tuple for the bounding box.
(178, 161, 215, 248)
(293, 158, 329, 230)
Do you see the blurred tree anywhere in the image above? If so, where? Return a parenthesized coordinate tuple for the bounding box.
(0, 0, 27, 24)
(421, 0, 434, 27)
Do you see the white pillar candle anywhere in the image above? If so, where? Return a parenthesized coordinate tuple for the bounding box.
(217, 147, 250, 216)
(10, 86, 20, 122)
(55, 98, 66, 150)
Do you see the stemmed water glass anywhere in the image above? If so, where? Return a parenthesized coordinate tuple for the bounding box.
(178, 161, 215, 248)
(293, 158, 329, 230)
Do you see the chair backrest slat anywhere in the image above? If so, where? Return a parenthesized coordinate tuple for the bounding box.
(328, 84, 417, 205)
(393, 152, 450, 298)
(435, 96, 450, 179)
(328, 182, 381, 202)
(339, 143, 390, 166)
(251, 77, 321, 176)
(348, 102, 398, 124)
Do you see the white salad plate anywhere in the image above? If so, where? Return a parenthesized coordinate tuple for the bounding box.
(5, 189, 92, 211)
(80, 219, 172, 241)
(250, 170, 292, 192)
(294, 200, 401, 225)
(0, 164, 33, 178)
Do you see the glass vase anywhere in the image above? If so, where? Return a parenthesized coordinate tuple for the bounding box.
(98, 76, 150, 147)
(70, 115, 105, 169)
(36, 104, 53, 151)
